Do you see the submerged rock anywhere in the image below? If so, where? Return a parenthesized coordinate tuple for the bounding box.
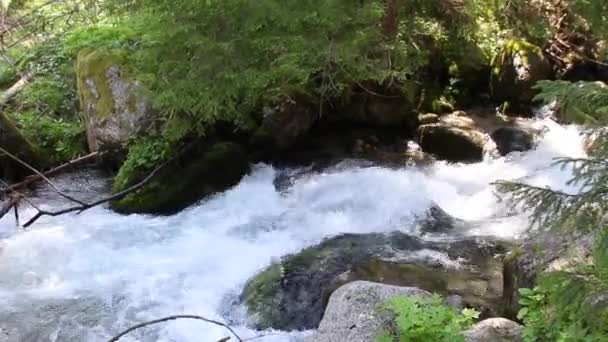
(463, 318, 523, 342)
(491, 39, 552, 106)
(110, 142, 249, 214)
(76, 49, 153, 153)
(303, 281, 430, 342)
(241, 231, 508, 331)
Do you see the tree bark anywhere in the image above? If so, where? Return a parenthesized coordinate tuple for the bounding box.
(381, 0, 400, 40)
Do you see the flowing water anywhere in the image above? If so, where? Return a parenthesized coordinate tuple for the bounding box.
(0, 118, 587, 342)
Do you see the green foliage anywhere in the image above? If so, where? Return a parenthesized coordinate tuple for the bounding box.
(112, 136, 174, 192)
(64, 24, 137, 56)
(497, 79, 608, 341)
(13, 111, 86, 164)
(376, 295, 479, 342)
(518, 264, 608, 342)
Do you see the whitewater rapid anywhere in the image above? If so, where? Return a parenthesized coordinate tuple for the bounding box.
(0, 118, 586, 342)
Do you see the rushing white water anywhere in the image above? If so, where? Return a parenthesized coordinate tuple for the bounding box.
(0, 118, 587, 342)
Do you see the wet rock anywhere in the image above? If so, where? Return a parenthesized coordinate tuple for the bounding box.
(252, 95, 318, 150)
(110, 142, 249, 214)
(463, 318, 523, 342)
(491, 39, 553, 106)
(502, 229, 595, 317)
(303, 281, 430, 342)
(76, 49, 153, 153)
(417, 123, 487, 162)
(491, 127, 534, 156)
(352, 138, 432, 167)
(339, 84, 417, 129)
(241, 232, 508, 331)
(418, 113, 440, 125)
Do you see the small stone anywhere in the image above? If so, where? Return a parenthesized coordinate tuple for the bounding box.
(463, 318, 523, 342)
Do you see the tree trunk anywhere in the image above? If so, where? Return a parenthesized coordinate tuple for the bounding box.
(381, 0, 399, 40)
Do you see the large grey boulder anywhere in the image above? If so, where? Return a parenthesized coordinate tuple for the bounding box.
(76, 49, 153, 152)
(463, 318, 523, 342)
(304, 281, 429, 342)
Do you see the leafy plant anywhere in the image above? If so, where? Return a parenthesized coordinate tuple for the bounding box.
(376, 295, 479, 342)
(14, 111, 86, 164)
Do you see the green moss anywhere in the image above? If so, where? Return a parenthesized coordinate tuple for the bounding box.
(110, 142, 250, 214)
(242, 263, 283, 328)
(76, 49, 128, 119)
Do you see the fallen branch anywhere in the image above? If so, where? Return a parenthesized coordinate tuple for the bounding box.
(0, 73, 32, 107)
(2, 151, 102, 195)
(0, 146, 87, 206)
(22, 153, 174, 228)
(107, 315, 243, 342)
(0, 194, 20, 219)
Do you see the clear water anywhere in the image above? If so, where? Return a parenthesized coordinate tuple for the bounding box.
(0, 118, 586, 342)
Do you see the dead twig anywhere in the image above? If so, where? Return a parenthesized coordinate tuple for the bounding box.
(0, 146, 87, 206)
(21, 154, 173, 228)
(2, 151, 102, 195)
(106, 315, 243, 342)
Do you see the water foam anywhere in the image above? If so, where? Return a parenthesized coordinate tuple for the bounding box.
(0, 118, 586, 341)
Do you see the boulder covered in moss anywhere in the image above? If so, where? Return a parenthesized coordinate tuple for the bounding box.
(76, 49, 153, 153)
(490, 39, 553, 106)
(110, 142, 249, 215)
(240, 230, 508, 331)
(0, 112, 46, 180)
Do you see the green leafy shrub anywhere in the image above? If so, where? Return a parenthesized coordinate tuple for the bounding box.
(14, 111, 86, 164)
(376, 295, 479, 342)
(112, 136, 175, 191)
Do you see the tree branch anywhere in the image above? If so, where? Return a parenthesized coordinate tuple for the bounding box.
(0, 146, 87, 206)
(107, 315, 243, 342)
(2, 151, 102, 196)
(0, 72, 32, 107)
(22, 152, 174, 228)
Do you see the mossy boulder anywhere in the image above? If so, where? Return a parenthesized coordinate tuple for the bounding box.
(0, 112, 47, 180)
(76, 49, 153, 153)
(110, 142, 249, 215)
(241, 231, 508, 331)
(490, 40, 553, 106)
